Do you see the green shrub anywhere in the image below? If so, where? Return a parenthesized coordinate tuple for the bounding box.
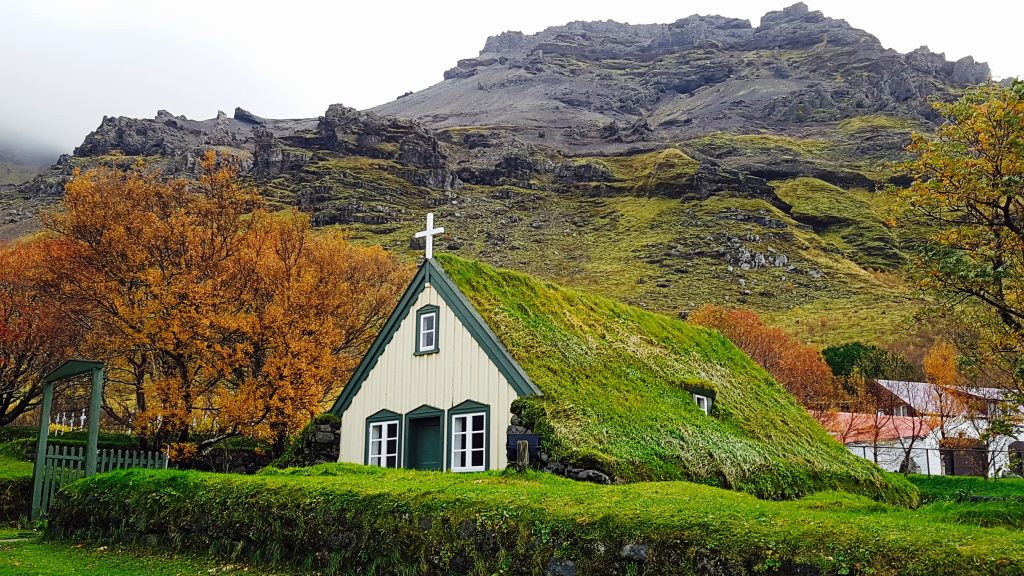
(0, 436, 139, 462)
(0, 427, 37, 443)
(48, 466, 1024, 576)
(0, 476, 31, 523)
(822, 341, 919, 380)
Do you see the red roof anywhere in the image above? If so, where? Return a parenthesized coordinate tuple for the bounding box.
(819, 411, 933, 444)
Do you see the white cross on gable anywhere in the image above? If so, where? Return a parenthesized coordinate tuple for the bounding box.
(414, 212, 445, 259)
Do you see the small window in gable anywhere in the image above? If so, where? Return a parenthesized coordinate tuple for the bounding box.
(416, 305, 439, 355)
(693, 394, 710, 415)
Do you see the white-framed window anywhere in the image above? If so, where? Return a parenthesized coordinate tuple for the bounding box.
(451, 412, 486, 472)
(416, 306, 439, 354)
(693, 394, 710, 415)
(893, 405, 908, 417)
(368, 420, 400, 468)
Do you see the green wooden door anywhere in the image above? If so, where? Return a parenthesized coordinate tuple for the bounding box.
(409, 417, 442, 470)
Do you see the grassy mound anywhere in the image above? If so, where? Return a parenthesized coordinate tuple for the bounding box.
(772, 177, 904, 269)
(48, 465, 1024, 576)
(910, 475, 1024, 504)
(0, 453, 32, 523)
(435, 255, 915, 504)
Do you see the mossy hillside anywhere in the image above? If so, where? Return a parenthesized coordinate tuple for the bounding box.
(563, 148, 700, 195)
(241, 138, 921, 348)
(0, 160, 41, 186)
(683, 130, 901, 182)
(836, 114, 920, 134)
(688, 132, 832, 160)
(772, 177, 905, 269)
(337, 181, 918, 347)
(48, 466, 1024, 576)
(436, 254, 915, 503)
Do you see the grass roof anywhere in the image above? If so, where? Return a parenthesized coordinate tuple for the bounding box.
(436, 254, 916, 505)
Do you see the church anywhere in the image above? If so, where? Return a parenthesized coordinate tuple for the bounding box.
(330, 214, 543, 471)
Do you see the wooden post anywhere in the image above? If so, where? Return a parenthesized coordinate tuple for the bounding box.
(84, 367, 103, 476)
(30, 380, 54, 521)
(516, 440, 529, 471)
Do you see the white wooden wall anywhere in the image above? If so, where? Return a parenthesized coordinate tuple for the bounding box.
(338, 282, 517, 470)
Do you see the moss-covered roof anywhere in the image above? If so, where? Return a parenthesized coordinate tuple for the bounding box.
(436, 254, 916, 504)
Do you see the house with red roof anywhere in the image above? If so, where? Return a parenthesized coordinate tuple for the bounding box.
(819, 379, 1024, 476)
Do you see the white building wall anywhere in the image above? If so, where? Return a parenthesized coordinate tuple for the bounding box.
(338, 282, 518, 471)
(847, 420, 1024, 477)
(846, 440, 941, 475)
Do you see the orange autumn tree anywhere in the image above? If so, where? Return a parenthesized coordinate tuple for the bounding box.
(215, 212, 408, 451)
(689, 305, 835, 410)
(0, 239, 80, 425)
(43, 152, 409, 452)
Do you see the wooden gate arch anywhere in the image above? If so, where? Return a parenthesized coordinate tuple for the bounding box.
(29, 359, 168, 520)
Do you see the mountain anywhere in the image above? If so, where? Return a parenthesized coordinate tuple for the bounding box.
(2, 3, 991, 345)
(375, 3, 985, 150)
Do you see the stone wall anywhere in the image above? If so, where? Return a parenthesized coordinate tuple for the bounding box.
(272, 415, 342, 469)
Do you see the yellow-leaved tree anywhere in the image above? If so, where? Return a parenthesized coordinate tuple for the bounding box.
(43, 152, 410, 453)
(898, 80, 1024, 399)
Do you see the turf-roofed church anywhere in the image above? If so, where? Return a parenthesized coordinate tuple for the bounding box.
(331, 214, 541, 472)
(332, 214, 914, 504)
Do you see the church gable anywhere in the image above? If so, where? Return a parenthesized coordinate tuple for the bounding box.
(331, 258, 540, 419)
(332, 255, 539, 472)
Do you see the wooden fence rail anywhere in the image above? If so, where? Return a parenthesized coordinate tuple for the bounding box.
(35, 446, 168, 517)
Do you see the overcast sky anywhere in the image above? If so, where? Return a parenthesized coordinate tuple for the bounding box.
(1, 1, 1020, 156)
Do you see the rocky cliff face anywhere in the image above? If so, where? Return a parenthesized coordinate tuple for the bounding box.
(376, 2, 988, 150)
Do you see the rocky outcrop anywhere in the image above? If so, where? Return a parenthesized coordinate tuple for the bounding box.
(555, 160, 614, 184)
(744, 2, 878, 50)
(317, 104, 459, 189)
(272, 416, 342, 468)
(251, 127, 312, 180)
(692, 161, 784, 206)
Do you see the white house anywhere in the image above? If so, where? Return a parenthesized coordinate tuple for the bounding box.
(837, 379, 1024, 476)
(825, 411, 940, 474)
(329, 215, 543, 472)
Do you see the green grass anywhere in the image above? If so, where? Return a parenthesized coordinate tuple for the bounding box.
(48, 466, 1024, 575)
(567, 148, 700, 195)
(0, 454, 32, 523)
(910, 475, 1024, 503)
(437, 254, 915, 503)
(688, 132, 832, 159)
(0, 455, 30, 480)
(772, 177, 905, 269)
(837, 114, 919, 134)
(0, 537, 292, 575)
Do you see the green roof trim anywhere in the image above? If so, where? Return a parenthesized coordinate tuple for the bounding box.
(43, 359, 103, 383)
(330, 259, 540, 418)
